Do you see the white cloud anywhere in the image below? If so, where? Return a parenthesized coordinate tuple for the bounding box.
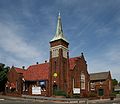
(95, 27, 111, 38)
(106, 47, 120, 62)
(88, 43, 120, 80)
(88, 56, 120, 80)
(0, 22, 40, 62)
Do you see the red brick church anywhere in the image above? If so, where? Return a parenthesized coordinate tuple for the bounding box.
(6, 13, 112, 98)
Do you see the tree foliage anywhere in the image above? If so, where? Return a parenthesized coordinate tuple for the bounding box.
(0, 63, 10, 92)
(112, 79, 118, 86)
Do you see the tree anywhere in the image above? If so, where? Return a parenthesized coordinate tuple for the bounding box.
(0, 63, 10, 93)
(112, 79, 118, 86)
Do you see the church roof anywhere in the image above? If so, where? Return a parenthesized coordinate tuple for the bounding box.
(25, 63, 49, 81)
(50, 13, 68, 43)
(69, 57, 78, 70)
(15, 67, 26, 74)
(13, 57, 83, 81)
(90, 71, 110, 81)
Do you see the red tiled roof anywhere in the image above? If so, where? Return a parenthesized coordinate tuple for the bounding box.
(69, 57, 80, 70)
(24, 63, 49, 81)
(14, 57, 79, 81)
(15, 67, 25, 74)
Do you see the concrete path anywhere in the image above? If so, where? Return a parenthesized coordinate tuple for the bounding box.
(0, 95, 120, 104)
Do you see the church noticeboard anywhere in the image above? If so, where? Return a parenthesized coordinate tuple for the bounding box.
(73, 88, 80, 94)
(32, 86, 41, 94)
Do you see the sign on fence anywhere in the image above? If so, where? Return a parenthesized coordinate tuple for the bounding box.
(73, 88, 80, 94)
(32, 86, 41, 94)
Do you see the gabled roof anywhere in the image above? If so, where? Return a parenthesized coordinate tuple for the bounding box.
(13, 56, 84, 81)
(69, 57, 78, 70)
(24, 63, 49, 81)
(69, 54, 86, 70)
(90, 71, 110, 81)
(15, 67, 26, 74)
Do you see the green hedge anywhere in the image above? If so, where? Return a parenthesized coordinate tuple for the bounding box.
(54, 89, 66, 96)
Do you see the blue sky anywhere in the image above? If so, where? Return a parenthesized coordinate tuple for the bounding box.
(0, 0, 120, 81)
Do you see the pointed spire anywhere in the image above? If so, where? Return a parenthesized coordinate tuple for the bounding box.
(55, 12, 63, 37)
(81, 52, 86, 62)
(58, 12, 60, 16)
(50, 12, 68, 43)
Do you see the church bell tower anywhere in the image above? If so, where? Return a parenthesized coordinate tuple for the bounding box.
(49, 13, 69, 96)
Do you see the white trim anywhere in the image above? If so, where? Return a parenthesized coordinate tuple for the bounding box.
(50, 45, 68, 51)
(50, 45, 68, 58)
(81, 73, 85, 90)
(73, 78, 74, 88)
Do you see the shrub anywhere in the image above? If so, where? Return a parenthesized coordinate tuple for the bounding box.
(110, 92, 116, 97)
(54, 89, 66, 96)
(72, 94, 80, 98)
(88, 92, 97, 97)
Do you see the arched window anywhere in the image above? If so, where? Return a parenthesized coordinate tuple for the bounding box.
(81, 73, 85, 89)
(90, 82, 95, 91)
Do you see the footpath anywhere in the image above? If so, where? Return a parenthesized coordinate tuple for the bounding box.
(0, 95, 120, 104)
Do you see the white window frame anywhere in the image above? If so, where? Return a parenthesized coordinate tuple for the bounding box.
(81, 73, 85, 90)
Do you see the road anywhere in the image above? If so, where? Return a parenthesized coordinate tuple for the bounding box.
(0, 99, 120, 104)
(0, 99, 56, 104)
(0, 96, 120, 104)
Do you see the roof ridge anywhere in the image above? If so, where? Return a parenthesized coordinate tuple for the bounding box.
(69, 56, 80, 59)
(14, 67, 25, 70)
(14, 66, 22, 69)
(29, 62, 49, 67)
(90, 71, 109, 74)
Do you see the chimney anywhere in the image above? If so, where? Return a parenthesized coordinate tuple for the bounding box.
(45, 60, 47, 63)
(22, 66, 25, 69)
(11, 65, 14, 68)
(36, 62, 39, 64)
